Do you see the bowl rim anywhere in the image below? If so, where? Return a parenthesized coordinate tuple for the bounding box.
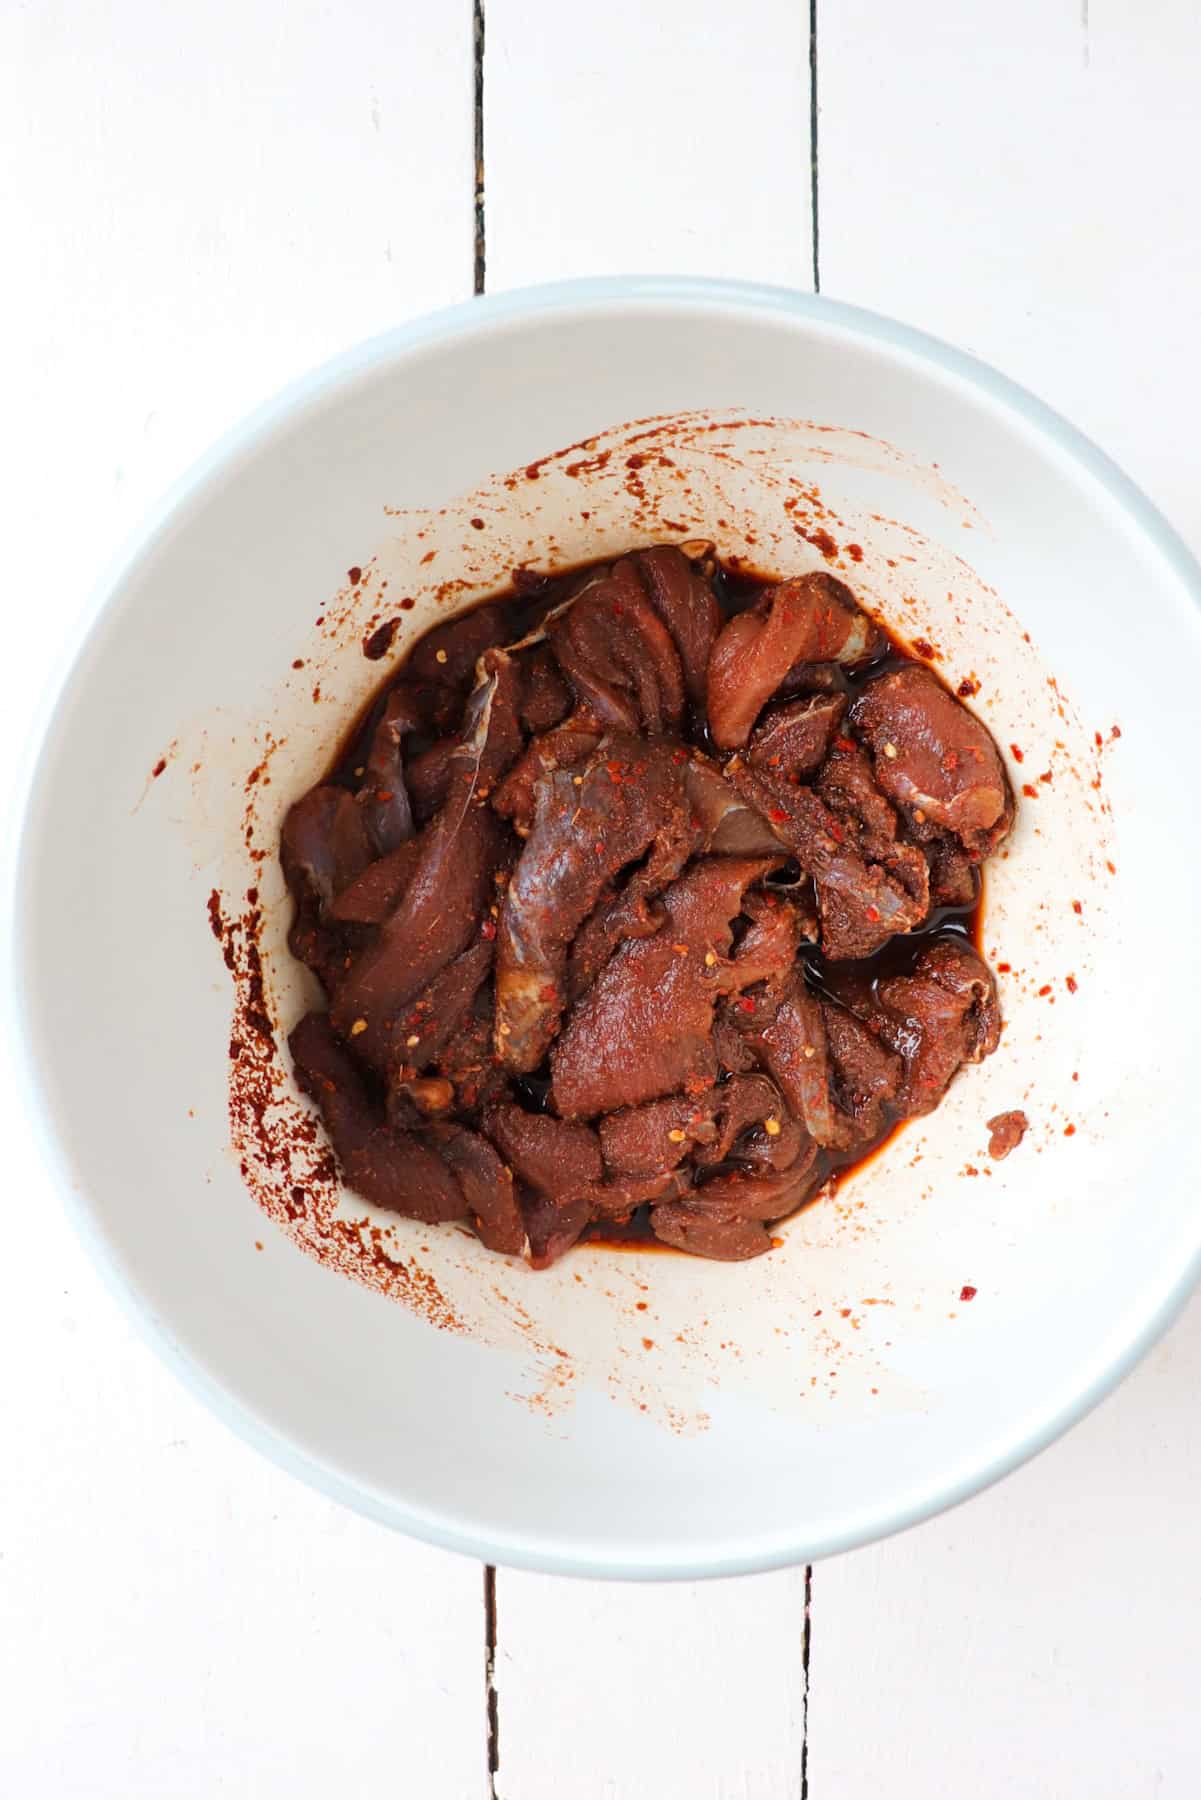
(12, 274, 1201, 1581)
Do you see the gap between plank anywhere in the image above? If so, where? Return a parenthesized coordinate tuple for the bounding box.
(800, 1562, 813, 1797)
(473, 0, 486, 294)
(808, 0, 820, 291)
(484, 1563, 500, 1794)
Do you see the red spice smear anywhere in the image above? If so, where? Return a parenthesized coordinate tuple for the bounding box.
(211, 840, 463, 1335)
(959, 1285, 978, 1303)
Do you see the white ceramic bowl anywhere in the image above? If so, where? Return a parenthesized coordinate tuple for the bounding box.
(15, 279, 1201, 1578)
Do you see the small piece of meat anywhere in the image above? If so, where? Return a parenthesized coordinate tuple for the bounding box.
(405, 739, 457, 824)
(587, 1170, 685, 1220)
(632, 544, 722, 706)
(328, 840, 422, 924)
(458, 649, 525, 791)
(357, 687, 422, 855)
(712, 1008, 759, 1075)
(520, 1190, 593, 1269)
(600, 1093, 723, 1178)
(822, 1001, 903, 1142)
(987, 1109, 1029, 1160)
(408, 603, 509, 690)
(692, 1073, 813, 1177)
(433, 1123, 525, 1255)
(494, 736, 690, 1071)
(491, 719, 601, 834)
(730, 890, 803, 989)
(289, 1013, 465, 1223)
(927, 833, 979, 909)
(519, 645, 573, 732)
(329, 777, 507, 1067)
(817, 742, 931, 922)
(387, 938, 493, 1075)
(648, 1201, 772, 1261)
(749, 693, 848, 778)
(281, 785, 374, 913)
(683, 757, 787, 856)
(747, 974, 847, 1149)
(547, 561, 685, 734)
(849, 664, 1013, 857)
(483, 1102, 604, 1195)
(708, 573, 883, 748)
(551, 856, 779, 1119)
(729, 764, 926, 959)
(874, 937, 1001, 1116)
(690, 1166, 814, 1220)
(567, 888, 663, 1001)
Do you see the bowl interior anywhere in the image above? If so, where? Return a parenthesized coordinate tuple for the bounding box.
(18, 287, 1201, 1575)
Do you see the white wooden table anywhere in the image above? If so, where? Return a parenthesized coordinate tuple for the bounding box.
(4, 4, 1201, 1793)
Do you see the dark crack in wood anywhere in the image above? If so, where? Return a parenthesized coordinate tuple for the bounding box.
(473, 0, 487, 294)
(484, 1563, 500, 1794)
(808, 0, 820, 291)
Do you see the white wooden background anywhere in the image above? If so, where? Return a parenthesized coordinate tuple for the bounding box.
(4, 2, 1201, 1793)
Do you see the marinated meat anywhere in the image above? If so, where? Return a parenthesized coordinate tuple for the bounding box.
(749, 693, 848, 778)
(279, 542, 1014, 1267)
(547, 560, 685, 734)
(987, 1109, 1029, 1160)
(494, 737, 692, 1071)
(550, 856, 779, 1119)
(729, 763, 926, 959)
(873, 938, 1001, 1115)
(632, 544, 722, 705)
(707, 573, 883, 748)
(849, 664, 1013, 857)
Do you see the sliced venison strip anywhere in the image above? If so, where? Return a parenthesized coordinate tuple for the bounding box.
(707, 573, 883, 749)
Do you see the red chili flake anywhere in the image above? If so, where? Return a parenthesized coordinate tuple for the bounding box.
(1110, 724, 1122, 740)
(470, 517, 485, 530)
(957, 677, 979, 698)
(1071, 900, 1083, 915)
(376, 789, 393, 802)
(1022, 783, 1038, 798)
(672, 747, 688, 764)
(865, 905, 881, 923)
(739, 997, 756, 1014)
(594, 842, 604, 855)
(912, 637, 936, 659)
(480, 919, 496, 940)
(828, 820, 844, 842)
(941, 751, 960, 772)
(1009, 743, 1025, 763)
(768, 807, 790, 823)
(1066, 974, 1078, 994)
(291, 658, 304, 670)
(845, 543, 864, 562)
(1039, 770, 1053, 784)
(539, 984, 558, 1002)
(1106, 859, 1116, 875)
(151, 757, 167, 778)
(1064, 1123, 1076, 1137)
(833, 735, 856, 753)
(1038, 984, 1052, 996)
(959, 1285, 977, 1303)
(1094, 730, 1104, 748)
(996, 961, 1011, 973)
(611, 602, 624, 617)
(347, 566, 362, 584)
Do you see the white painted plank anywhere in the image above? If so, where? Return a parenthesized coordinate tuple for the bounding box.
(486, 0, 813, 290)
(485, 7, 813, 1795)
(808, 1293, 1201, 1797)
(0, 5, 485, 1796)
(492, 1569, 808, 1800)
(819, 0, 1201, 554)
(811, 2, 1201, 1791)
